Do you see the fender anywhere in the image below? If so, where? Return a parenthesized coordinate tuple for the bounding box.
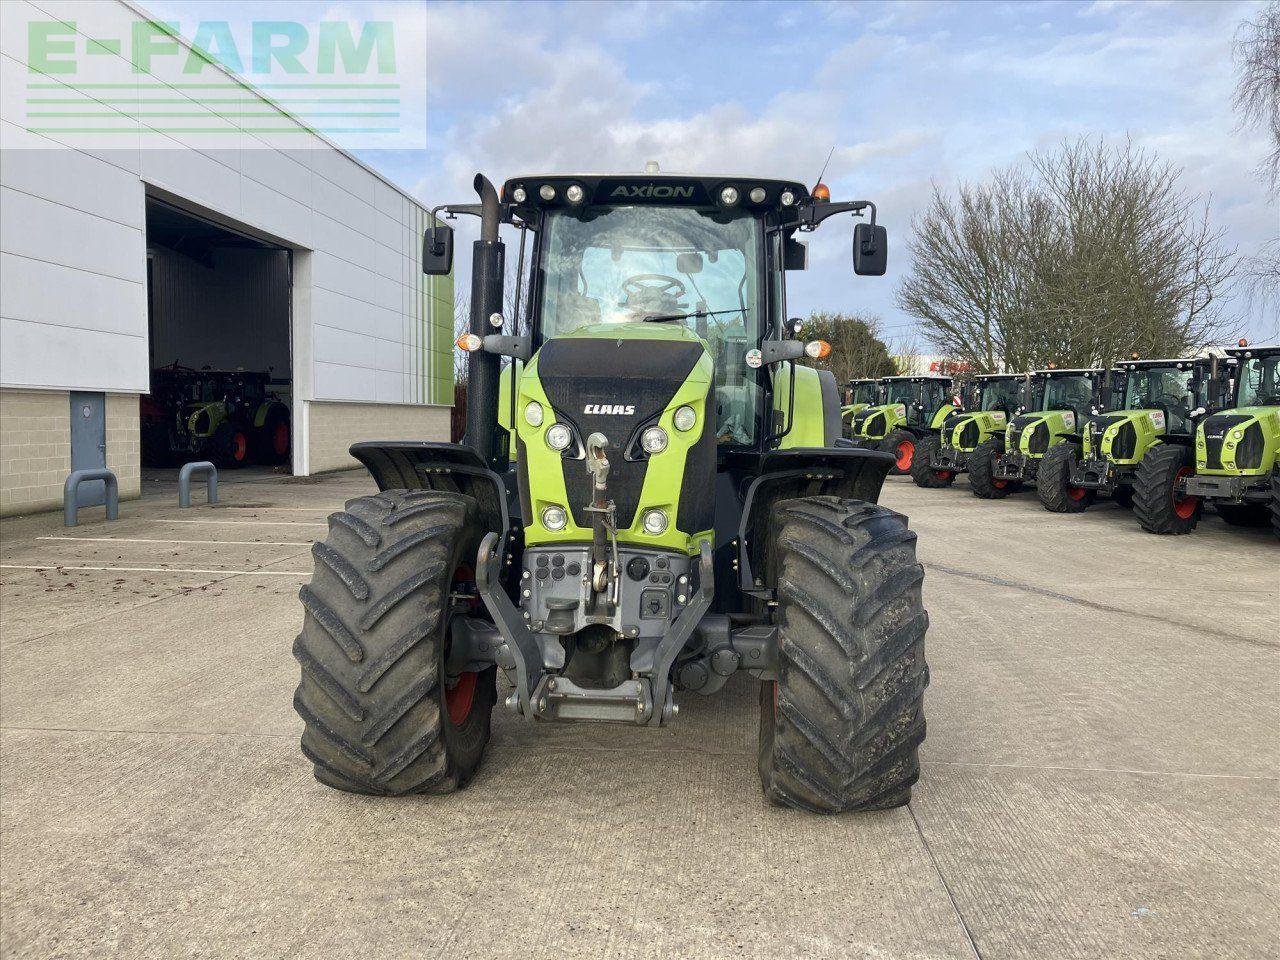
(731, 447, 895, 598)
(349, 441, 514, 553)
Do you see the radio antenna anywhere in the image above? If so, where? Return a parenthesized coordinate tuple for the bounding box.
(813, 144, 836, 189)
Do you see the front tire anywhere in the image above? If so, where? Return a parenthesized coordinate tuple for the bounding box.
(293, 490, 497, 795)
(909, 436, 955, 488)
(1271, 470, 1280, 540)
(758, 497, 928, 814)
(1133, 444, 1201, 535)
(1036, 443, 1095, 513)
(968, 438, 1018, 499)
(211, 421, 250, 469)
(881, 429, 916, 476)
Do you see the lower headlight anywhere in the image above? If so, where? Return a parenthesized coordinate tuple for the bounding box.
(524, 400, 544, 427)
(642, 509, 668, 535)
(641, 425, 668, 454)
(541, 505, 568, 531)
(673, 405, 697, 432)
(546, 423, 572, 451)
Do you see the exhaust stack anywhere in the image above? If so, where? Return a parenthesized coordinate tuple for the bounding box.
(464, 174, 506, 469)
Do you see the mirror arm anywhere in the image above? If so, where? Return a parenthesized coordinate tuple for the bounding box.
(796, 199, 876, 231)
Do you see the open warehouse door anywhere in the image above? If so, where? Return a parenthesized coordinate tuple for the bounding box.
(143, 198, 294, 476)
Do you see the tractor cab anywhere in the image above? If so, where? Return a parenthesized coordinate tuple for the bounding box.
(842, 377, 882, 421)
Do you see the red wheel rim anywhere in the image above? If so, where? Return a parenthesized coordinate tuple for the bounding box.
(445, 671, 478, 726)
(233, 432, 247, 461)
(273, 421, 290, 456)
(1172, 466, 1198, 519)
(1067, 485, 1088, 501)
(896, 440, 915, 470)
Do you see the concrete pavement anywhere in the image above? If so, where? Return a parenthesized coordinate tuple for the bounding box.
(1, 471, 1275, 959)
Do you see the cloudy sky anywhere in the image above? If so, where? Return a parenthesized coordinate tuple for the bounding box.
(153, 0, 1278, 343)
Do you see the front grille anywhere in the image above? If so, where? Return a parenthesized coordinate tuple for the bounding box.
(859, 411, 885, 438)
(1201, 414, 1251, 471)
(1027, 421, 1050, 455)
(958, 420, 980, 450)
(536, 337, 705, 529)
(1236, 422, 1264, 470)
(1110, 421, 1137, 460)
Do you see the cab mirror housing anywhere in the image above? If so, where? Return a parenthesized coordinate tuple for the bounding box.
(422, 225, 454, 276)
(784, 236, 808, 270)
(853, 223, 888, 276)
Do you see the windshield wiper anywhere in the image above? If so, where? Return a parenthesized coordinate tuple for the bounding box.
(643, 307, 747, 324)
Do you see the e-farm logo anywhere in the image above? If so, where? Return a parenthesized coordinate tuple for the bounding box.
(19, 7, 425, 149)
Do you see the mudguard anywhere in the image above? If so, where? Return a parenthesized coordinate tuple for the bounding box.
(349, 441, 513, 550)
(733, 446, 896, 596)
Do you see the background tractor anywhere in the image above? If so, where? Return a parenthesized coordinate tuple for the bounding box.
(841, 377, 882, 428)
(291, 170, 930, 814)
(1135, 343, 1280, 536)
(141, 366, 291, 469)
(912, 373, 1021, 488)
(848, 374, 958, 475)
(1037, 356, 1220, 514)
(969, 368, 1109, 499)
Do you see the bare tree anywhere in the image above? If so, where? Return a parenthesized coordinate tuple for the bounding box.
(1233, 2, 1280, 314)
(1235, 1, 1280, 190)
(898, 139, 1237, 370)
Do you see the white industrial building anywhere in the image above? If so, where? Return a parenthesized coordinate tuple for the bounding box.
(0, 0, 452, 516)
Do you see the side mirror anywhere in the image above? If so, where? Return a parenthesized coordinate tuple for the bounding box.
(783, 236, 808, 270)
(675, 251, 703, 274)
(422, 224, 454, 276)
(853, 223, 888, 276)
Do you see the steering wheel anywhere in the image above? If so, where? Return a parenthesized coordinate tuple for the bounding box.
(621, 274, 687, 302)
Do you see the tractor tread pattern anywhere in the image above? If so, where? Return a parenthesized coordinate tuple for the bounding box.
(293, 489, 494, 796)
(759, 497, 928, 814)
(1036, 442, 1095, 513)
(1132, 444, 1200, 535)
(1272, 471, 1280, 540)
(909, 435, 955, 488)
(968, 438, 1017, 499)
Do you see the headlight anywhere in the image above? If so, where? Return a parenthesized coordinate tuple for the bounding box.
(642, 509, 668, 535)
(541, 505, 568, 531)
(749, 186, 766, 203)
(719, 185, 739, 205)
(538, 184, 556, 201)
(512, 186, 527, 203)
(779, 190, 796, 207)
(565, 184, 585, 203)
(546, 423, 573, 451)
(641, 426, 668, 454)
(1231, 429, 1243, 441)
(673, 405, 697, 432)
(524, 401, 544, 427)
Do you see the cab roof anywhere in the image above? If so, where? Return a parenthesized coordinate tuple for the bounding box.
(880, 374, 952, 382)
(501, 173, 811, 214)
(1116, 358, 1205, 369)
(1032, 368, 1103, 376)
(1225, 344, 1280, 359)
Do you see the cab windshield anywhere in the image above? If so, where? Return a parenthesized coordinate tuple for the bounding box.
(1238, 355, 1280, 407)
(539, 206, 762, 444)
(885, 381, 915, 405)
(980, 379, 1021, 414)
(920, 381, 949, 411)
(850, 382, 878, 405)
(1124, 367, 1194, 411)
(1043, 375, 1094, 416)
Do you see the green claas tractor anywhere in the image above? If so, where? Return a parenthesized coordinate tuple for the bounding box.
(912, 373, 1021, 488)
(1036, 356, 1220, 514)
(970, 368, 1108, 498)
(848, 375, 958, 475)
(291, 170, 930, 813)
(1135, 342, 1280, 536)
(141, 366, 291, 469)
(841, 377, 882, 427)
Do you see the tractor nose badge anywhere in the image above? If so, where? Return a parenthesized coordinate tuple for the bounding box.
(584, 433, 620, 607)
